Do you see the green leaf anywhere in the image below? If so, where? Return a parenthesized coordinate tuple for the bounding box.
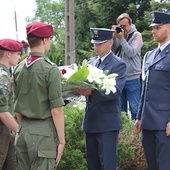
(81, 59, 87, 68)
(103, 70, 109, 75)
(67, 66, 89, 82)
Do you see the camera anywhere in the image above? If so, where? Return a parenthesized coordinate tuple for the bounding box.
(115, 25, 124, 33)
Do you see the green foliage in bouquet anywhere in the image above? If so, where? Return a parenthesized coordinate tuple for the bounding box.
(67, 59, 89, 83)
(57, 106, 136, 170)
(61, 59, 118, 97)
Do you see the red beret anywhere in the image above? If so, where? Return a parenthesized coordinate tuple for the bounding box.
(0, 39, 23, 52)
(26, 21, 54, 38)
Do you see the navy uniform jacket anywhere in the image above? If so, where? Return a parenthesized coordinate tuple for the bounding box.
(137, 43, 170, 130)
(83, 52, 126, 133)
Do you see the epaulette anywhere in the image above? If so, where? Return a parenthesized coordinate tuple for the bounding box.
(2, 70, 8, 76)
(0, 67, 8, 77)
(44, 58, 56, 65)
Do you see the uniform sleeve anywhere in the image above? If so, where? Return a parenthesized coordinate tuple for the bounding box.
(0, 94, 8, 112)
(47, 66, 65, 108)
(0, 77, 11, 112)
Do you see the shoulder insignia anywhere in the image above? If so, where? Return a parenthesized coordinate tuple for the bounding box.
(0, 67, 9, 77)
(44, 58, 56, 65)
(0, 80, 11, 96)
(0, 69, 11, 96)
(2, 70, 8, 76)
(25, 55, 43, 68)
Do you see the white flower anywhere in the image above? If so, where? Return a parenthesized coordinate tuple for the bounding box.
(101, 77, 117, 95)
(86, 64, 118, 94)
(108, 73, 118, 78)
(87, 65, 105, 85)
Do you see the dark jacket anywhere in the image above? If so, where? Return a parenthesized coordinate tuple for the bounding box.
(137, 43, 170, 130)
(83, 52, 126, 133)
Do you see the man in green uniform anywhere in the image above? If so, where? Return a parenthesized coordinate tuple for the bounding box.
(0, 38, 22, 169)
(14, 21, 65, 170)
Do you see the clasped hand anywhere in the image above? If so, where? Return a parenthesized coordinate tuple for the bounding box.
(75, 87, 92, 96)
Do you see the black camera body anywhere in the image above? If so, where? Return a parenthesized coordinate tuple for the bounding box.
(115, 25, 124, 33)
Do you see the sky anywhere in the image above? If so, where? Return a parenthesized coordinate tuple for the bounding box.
(0, 0, 36, 41)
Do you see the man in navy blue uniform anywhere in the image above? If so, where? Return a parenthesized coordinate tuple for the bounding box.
(76, 28, 126, 170)
(135, 11, 170, 170)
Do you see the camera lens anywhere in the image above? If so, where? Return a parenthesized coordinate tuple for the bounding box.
(115, 26, 122, 33)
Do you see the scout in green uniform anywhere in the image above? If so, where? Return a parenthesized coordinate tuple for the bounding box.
(14, 21, 65, 170)
(0, 38, 22, 170)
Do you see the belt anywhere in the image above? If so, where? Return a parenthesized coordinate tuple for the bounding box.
(23, 116, 52, 121)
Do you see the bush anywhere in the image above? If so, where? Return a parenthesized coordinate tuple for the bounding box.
(118, 112, 136, 167)
(58, 106, 87, 170)
(58, 106, 136, 169)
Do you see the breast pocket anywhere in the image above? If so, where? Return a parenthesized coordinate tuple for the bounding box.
(155, 65, 170, 72)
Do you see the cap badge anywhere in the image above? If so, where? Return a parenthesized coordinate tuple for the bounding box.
(93, 30, 99, 37)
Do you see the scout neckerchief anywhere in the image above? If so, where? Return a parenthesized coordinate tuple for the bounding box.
(25, 55, 43, 68)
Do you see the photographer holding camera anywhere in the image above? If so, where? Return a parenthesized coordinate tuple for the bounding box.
(112, 13, 143, 120)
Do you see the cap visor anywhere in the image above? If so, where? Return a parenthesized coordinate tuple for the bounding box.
(91, 39, 108, 44)
(149, 23, 162, 27)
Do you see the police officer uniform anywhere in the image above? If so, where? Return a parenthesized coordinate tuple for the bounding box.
(83, 28, 126, 170)
(0, 39, 23, 170)
(137, 11, 170, 170)
(14, 22, 65, 170)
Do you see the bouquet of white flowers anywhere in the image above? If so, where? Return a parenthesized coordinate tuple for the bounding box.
(59, 59, 118, 100)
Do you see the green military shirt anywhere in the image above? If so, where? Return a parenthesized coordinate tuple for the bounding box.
(14, 52, 64, 119)
(0, 64, 14, 114)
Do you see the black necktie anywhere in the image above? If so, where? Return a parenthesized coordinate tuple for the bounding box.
(96, 58, 101, 68)
(154, 48, 161, 59)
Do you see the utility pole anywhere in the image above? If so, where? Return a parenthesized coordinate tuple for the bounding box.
(14, 9, 18, 40)
(65, 0, 75, 65)
(10, 0, 18, 40)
